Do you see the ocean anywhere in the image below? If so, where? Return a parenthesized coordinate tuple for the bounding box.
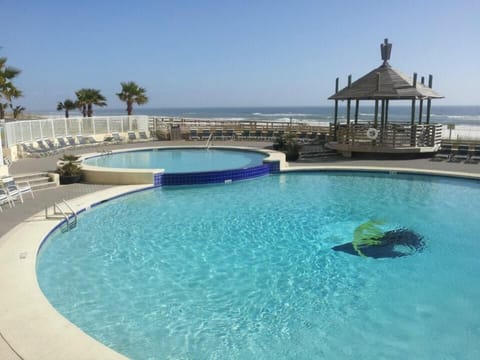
(86, 105, 480, 126)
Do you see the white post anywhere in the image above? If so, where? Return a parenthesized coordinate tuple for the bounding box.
(93, 117, 96, 135)
(51, 118, 55, 138)
(0, 128, 4, 166)
(29, 121, 33, 141)
(64, 118, 68, 136)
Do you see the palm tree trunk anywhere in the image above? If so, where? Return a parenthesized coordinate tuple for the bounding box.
(87, 104, 93, 117)
(127, 101, 133, 116)
(65, 109, 69, 118)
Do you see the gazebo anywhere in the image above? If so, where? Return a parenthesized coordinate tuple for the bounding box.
(328, 39, 444, 156)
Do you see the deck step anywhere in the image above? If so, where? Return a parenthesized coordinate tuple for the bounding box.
(12, 172, 57, 192)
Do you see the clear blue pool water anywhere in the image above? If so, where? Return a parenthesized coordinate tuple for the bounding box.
(83, 148, 267, 173)
(37, 172, 480, 359)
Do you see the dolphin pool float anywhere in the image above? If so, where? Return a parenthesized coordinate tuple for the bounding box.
(332, 220, 425, 259)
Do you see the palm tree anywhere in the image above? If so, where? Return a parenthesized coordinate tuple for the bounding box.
(12, 105, 25, 119)
(116, 81, 148, 115)
(75, 88, 107, 117)
(1, 82, 22, 119)
(0, 56, 21, 119)
(57, 99, 77, 118)
(0, 103, 8, 119)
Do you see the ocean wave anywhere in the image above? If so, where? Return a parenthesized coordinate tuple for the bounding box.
(252, 112, 311, 117)
(431, 114, 480, 121)
(182, 117, 248, 121)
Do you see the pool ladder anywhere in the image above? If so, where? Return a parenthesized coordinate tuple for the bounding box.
(205, 132, 214, 149)
(45, 199, 78, 232)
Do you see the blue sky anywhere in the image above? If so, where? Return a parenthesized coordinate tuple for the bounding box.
(1, 0, 479, 111)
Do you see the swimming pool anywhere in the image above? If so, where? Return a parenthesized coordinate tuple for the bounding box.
(83, 148, 267, 173)
(37, 172, 480, 359)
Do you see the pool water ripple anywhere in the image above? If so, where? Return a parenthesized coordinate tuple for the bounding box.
(37, 173, 480, 359)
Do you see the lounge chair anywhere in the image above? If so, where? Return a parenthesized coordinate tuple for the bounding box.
(0, 188, 14, 211)
(66, 135, 77, 147)
(466, 145, 480, 163)
(44, 139, 58, 152)
(452, 145, 470, 162)
(189, 129, 200, 140)
(309, 132, 319, 142)
(254, 130, 263, 140)
(86, 135, 101, 145)
(128, 131, 137, 142)
(297, 131, 309, 143)
(200, 129, 211, 140)
(36, 139, 51, 153)
(1, 176, 34, 202)
(76, 135, 89, 145)
(111, 132, 123, 142)
(56, 137, 70, 149)
(138, 131, 149, 140)
(214, 129, 223, 140)
(3, 156, 12, 167)
(263, 129, 274, 141)
(21, 143, 46, 157)
(433, 144, 453, 161)
(224, 129, 235, 140)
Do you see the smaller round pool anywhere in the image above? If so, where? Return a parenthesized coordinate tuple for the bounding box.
(83, 148, 267, 173)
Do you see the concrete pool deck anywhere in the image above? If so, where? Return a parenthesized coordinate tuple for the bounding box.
(1, 140, 480, 359)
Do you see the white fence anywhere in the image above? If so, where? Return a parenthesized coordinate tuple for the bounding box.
(441, 125, 480, 141)
(2, 115, 150, 147)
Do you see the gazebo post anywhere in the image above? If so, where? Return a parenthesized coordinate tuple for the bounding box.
(380, 99, 386, 142)
(334, 77, 339, 140)
(385, 99, 389, 124)
(426, 75, 433, 124)
(410, 73, 417, 126)
(346, 75, 352, 125)
(374, 100, 379, 128)
(354, 99, 359, 124)
(418, 76, 425, 125)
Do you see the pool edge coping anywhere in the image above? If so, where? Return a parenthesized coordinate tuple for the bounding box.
(79, 145, 287, 185)
(1, 165, 480, 359)
(0, 184, 151, 360)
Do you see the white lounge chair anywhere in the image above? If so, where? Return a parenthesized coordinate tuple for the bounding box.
(1, 176, 34, 203)
(0, 188, 14, 211)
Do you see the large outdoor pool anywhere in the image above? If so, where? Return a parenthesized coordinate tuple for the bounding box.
(37, 172, 480, 359)
(82, 148, 267, 173)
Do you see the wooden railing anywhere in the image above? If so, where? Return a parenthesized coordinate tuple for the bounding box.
(332, 123, 442, 148)
(152, 117, 331, 140)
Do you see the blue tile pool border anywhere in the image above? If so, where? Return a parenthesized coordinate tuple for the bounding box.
(155, 161, 279, 186)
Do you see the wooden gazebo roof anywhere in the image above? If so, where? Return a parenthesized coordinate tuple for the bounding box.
(329, 64, 443, 100)
(329, 39, 443, 101)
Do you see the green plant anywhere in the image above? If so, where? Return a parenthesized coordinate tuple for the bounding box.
(57, 154, 82, 177)
(59, 154, 80, 162)
(57, 161, 82, 176)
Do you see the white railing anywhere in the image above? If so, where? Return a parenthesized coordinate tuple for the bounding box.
(441, 125, 480, 141)
(0, 125, 4, 166)
(2, 115, 150, 147)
